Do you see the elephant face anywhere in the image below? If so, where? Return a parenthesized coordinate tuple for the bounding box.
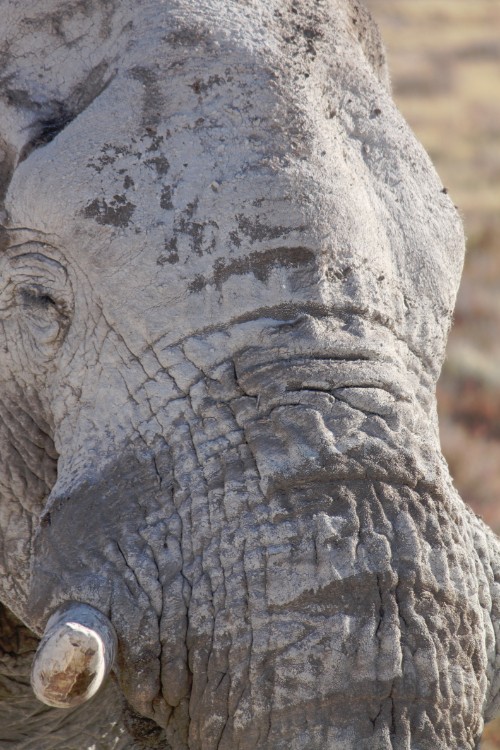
(0, 1, 480, 748)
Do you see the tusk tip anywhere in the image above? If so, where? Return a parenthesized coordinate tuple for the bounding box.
(31, 602, 117, 709)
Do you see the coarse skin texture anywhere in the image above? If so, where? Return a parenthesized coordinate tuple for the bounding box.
(0, 0, 499, 748)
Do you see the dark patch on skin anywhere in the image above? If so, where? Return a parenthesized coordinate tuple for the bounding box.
(188, 246, 315, 291)
(163, 24, 209, 49)
(87, 152, 116, 173)
(144, 131, 165, 152)
(145, 155, 170, 176)
(185, 223, 205, 255)
(188, 274, 206, 293)
(130, 66, 159, 88)
(87, 133, 170, 178)
(236, 213, 305, 242)
(183, 200, 197, 219)
(123, 174, 134, 189)
(87, 142, 133, 173)
(122, 704, 170, 749)
(214, 246, 315, 284)
(282, 12, 324, 59)
(130, 66, 163, 128)
(189, 75, 224, 95)
(157, 251, 179, 266)
(160, 186, 173, 210)
(157, 238, 178, 265)
(174, 200, 218, 255)
(329, 266, 353, 281)
(83, 195, 136, 227)
(274, 0, 326, 76)
(229, 230, 241, 248)
(3, 87, 34, 110)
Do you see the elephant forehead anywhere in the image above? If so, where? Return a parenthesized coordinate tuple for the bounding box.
(4, 1, 464, 372)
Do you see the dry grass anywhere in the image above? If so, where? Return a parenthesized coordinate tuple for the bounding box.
(364, 1, 500, 745)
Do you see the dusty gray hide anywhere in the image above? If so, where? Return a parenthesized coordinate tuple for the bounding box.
(0, 0, 499, 748)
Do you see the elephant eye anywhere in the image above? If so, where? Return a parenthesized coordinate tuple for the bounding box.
(20, 286, 58, 310)
(1, 245, 73, 357)
(16, 281, 71, 350)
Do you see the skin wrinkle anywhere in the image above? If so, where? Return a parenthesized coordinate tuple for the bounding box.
(0, 405, 56, 523)
(147, 303, 431, 376)
(0, 396, 56, 456)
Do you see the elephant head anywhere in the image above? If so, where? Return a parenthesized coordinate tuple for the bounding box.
(1, 1, 499, 748)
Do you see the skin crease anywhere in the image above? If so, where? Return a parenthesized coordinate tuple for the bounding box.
(1, 1, 500, 749)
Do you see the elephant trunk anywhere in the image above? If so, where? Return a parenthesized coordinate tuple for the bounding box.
(24, 335, 492, 748)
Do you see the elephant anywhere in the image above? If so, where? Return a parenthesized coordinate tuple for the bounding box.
(0, 0, 499, 748)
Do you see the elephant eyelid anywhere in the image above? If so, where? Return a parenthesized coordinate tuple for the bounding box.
(4, 247, 72, 312)
(9, 248, 67, 275)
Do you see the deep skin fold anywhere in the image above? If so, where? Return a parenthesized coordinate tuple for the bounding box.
(1, 1, 500, 748)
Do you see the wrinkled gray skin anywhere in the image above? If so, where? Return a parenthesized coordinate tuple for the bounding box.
(1, 1, 500, 748)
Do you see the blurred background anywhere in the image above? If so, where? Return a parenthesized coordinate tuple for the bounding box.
(364, 1, 500, 745)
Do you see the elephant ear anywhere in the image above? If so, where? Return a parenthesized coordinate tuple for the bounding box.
(347, 0, 391, 91)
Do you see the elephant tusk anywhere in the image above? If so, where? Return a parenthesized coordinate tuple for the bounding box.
(31, 602, 117, 709)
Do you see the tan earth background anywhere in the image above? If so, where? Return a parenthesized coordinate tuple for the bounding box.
(364, 1, 500, 746)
